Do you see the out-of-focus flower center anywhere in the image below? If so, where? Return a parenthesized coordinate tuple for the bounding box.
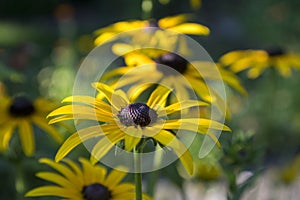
(9, 96, 35, 117)
(265, 47, 285, 57)
(118, 103, 157, 127)
(146, 19, 159, 27)
(82, 183, 111, 200)
(155, 52, 188, 74)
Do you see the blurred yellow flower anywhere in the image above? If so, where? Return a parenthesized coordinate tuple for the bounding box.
(280, 155, 300, 184)
(26, 157, 151, 200)
(0, 95, 63, 156)
(94, 14, 210, 46)
(219, 48, 300, 79)
(103, 46, 246, 117)
(48, 83, 230, 175)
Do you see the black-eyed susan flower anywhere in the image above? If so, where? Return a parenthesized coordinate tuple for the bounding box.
(102, 47, 246, 116)
(48, 83, 230, 175)
(219, 47, 300, 79)
(25, 157, 150, 200)
(0, 95, 63, 156)
(94, 14, 210, 46)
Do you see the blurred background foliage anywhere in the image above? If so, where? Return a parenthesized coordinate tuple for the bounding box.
(1, 0, 300, 199)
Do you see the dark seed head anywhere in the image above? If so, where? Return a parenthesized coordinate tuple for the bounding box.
(82, 183, 111, 200)
(147, 19, 159, 28)
(118, 103, 157, 127)
(265, 47, 285, 57)
(155, 53, 188, 74)
(9, 96, 35, 117)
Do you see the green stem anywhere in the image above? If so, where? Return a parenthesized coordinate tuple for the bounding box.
(134, 147, 143, 200)
(141, 0, 153, 20)
(14, 161, 25, 200)
(147, 145, 163, 196)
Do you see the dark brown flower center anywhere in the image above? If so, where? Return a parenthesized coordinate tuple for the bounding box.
(147, 19, 159, 27)
(155, 53, 188, 74)
(9, 96, 35, 117)
(118, 103, 157, 127)
(265, 47, 285, 57)
(82, 183, 111, 200)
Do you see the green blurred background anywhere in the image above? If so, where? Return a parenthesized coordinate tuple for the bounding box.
(1, 0, 300, 199)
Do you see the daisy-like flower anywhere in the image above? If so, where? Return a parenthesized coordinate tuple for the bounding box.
(102, 47, 246, 116)
(0, 95, 63, 156)
(94, 14, 210, 46)
(48, 83, 230, 175)
(219, 47, 300, 79)
(25, 157, 150, 200)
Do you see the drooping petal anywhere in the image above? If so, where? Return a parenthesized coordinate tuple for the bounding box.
(18, 120, 34, 156)
(0, 122, 16, 151)
(153, 130, 194, 175)
(90, 131, 125, 164)
(124, 126, 142, 151)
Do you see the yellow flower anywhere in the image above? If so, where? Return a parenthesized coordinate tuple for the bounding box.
(0, 95, 63, 156)
(219, 48, 300, 79)
(94, 14, 210, 46)
(25, 157, 150, 200)
(102, 47, 246, 117)
(48, 83, 230, 175)
(279, 155, 300, 184)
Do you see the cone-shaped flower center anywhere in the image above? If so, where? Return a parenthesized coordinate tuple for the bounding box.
(265, 47, 284, 56)
(82, 183, 111, 200)
(9, 96, 35, 117)
(118, 103, 157, 127)
(155, 53, 188, 74)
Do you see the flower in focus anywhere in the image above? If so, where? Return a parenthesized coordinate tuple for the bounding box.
(0, 95, 63, 156)
(25, 157, 150, 200)
(94, 14, 210, 46)
(103, 47, 246, 116)
(48, 83, 230, 175)
(219, 47, 300, 79)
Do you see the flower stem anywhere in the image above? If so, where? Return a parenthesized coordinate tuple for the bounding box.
(134, 147, 143, 200)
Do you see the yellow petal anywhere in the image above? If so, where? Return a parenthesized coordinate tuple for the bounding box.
(19, 120, 34, 156)
(169, 23, 210, 35)
(36, 172, 75, 189)
(124, 126, 142, 152)
(90, 132, 125, 164)
(39, 158, 78, 184)
(0, 122, 16, 151)
(164, 100, 208, 115)
(147, 85, 172, 108)
(25, 186, 78, 198)
(158, 14, 190, 28)
(62, 96, 112, 113)
(55, 124, 118, 162)
(92, 82, 129, 110)
(153, 130, 194, 175)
